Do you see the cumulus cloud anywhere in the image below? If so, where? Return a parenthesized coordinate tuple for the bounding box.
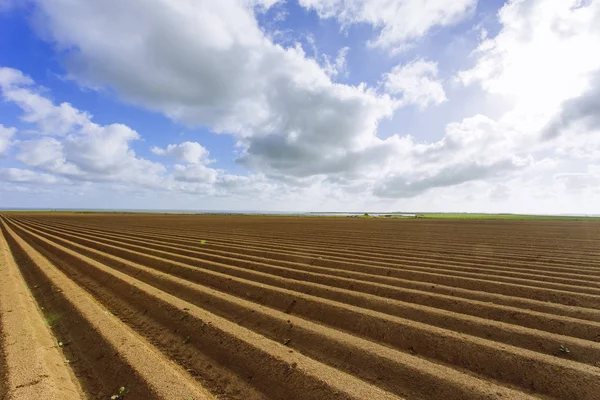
(458, 0, 600, 132)
(21, 0, 551, 201)
(16, 137, 79, 176)
(383, 59, 447, 108)
(172, 163, 218, 183)
(374, 158, 528, 198)
(555, 165, 600, 192)
(0, 167, 60, 184)
(0, 67, 284, 199)
(418, 114, 520, 165)
(214, 173, 280, 197)
(152, 142, 212, 165)
(322, 47, 350, 79)
(0, 68, 91, 136)
(244, 0, 281, 9)
(454, 0, 600, 192)
(4, 0, 596, 211)
(543, 71, 600, 139)
(298, 0, 477, 51)
(0, 124, 16, 155)
(373, 114, 535, 198)
(152, 141, 219, 184)
(0, 67, 166, 186)
(32, 0, 398, 180)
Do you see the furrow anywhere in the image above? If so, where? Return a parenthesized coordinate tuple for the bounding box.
(13, 217, 600, 324)
(7, 213, 600, 400)
(16, 215, 599, 274)
(17, 219, 600, 364)
(5, 219, 409, 400)
(23, 217, 600, 278)
(0, 222, 83, 400)
(20, 218, 600, 289)
(1, 221, 213, 400)
(33, 216, 600, 269)
(16, 217, 600, 340)
(9, 218, 584, 400)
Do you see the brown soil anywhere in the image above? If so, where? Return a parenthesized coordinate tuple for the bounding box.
(2, 213, 600, 399)
(0, 227, 83, 400)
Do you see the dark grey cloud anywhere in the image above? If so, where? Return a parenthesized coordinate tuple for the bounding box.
(543, 71, 600, 139)
(374, 159, 524, 198)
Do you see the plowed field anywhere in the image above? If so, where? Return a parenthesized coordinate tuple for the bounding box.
(1, 213, 599, 400)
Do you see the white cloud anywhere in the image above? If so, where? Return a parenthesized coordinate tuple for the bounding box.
(489, 182, 510, 201)
(31, 0, 399, 179)
(323, 47, 350, 79)
(173, 163, 218, 183)
(555, 164, 600, 192)
(304, 35, 349, 78)
(0, 124, 16, 155)
(0, 67, 167, 186)
(23, 0, 545, 201)
(0, 67, 282, 199)
(0, 167, 60, 184)
(14, 123, 169, 186)
(458, 0, 600, 133)
(0, 68, 91, 136)
(298, 0, 477, 51)
(16, 137, 79, 176)
(152, 141, 219, 185)
(2, 0, 597, 212)
(452, 0, 600, 199)
(383, 59, 447, 108)
(244, 0, 281, 9)
(214, 173, 280, 197)
(152, 141, 212, 165)
(65, 124, 142, 175)
(372, 114, 536, 198)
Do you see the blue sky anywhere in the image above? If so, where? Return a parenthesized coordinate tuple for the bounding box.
(1, 0, 599, 213)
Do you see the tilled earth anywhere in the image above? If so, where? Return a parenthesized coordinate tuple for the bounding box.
(1, 213, 599, 400)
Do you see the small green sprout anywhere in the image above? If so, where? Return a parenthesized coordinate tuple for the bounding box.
(559, 345, 570, 354)
(179, 311, 190, 321)
(110, 386, 126, 399)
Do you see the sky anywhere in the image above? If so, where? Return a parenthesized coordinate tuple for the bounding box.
(0, 0, 599, 213)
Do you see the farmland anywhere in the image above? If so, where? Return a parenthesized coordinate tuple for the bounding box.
(1, 213, 599, 400)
